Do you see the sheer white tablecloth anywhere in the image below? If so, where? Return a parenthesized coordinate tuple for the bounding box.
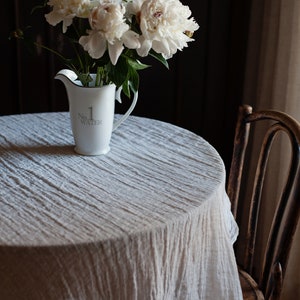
(0, 112, 242, 300)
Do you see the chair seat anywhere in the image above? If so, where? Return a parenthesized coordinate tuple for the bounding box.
(238, 267, 265, 300)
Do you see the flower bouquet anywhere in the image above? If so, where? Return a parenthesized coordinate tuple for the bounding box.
(13, 0, 199, 97)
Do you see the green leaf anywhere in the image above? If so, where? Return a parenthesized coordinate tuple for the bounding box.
(76, 73, 92, 87)
(127, 58, 150, 71)
(108, 57, 129, 87)
(31, 0, 48, 14)
(122, 81, 130, 98)
(149, 50, 169, 69)
(128, 67, 139, 92)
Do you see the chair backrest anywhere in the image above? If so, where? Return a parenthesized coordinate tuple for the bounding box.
(227, 104, 300, 299)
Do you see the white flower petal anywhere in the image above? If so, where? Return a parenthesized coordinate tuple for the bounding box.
(45, 0, 91, 31)
(122, 31, 140, 49)
(137, 39, 152, 57)
(108, 41, 124, 65)
(79, 31, 107, 59)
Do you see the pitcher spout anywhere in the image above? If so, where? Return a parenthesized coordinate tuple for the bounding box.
(55, 69, 78, 89)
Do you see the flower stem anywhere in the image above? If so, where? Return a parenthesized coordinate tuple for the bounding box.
(33, 42, 67, 62)
(96, 67, 101, 87)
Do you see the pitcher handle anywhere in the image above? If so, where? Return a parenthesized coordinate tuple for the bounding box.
(113, 86, 138, 131)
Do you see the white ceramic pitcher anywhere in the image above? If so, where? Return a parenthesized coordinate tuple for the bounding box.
(55, 69, 138, 155)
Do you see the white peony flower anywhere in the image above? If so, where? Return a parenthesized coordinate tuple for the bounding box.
(79, 1, 140, 65)
(45, 0, 91, 33)
(132, 0, 199, 58)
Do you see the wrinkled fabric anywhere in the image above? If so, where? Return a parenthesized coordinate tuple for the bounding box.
(0, 113, 242, 300)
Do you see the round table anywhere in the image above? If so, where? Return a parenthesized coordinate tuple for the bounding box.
(0, 112, 242, 299)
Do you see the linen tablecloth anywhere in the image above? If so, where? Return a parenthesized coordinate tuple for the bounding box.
(0, 112, 242, 299)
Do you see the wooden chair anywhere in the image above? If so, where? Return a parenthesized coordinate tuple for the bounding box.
(227, 104, 300, 300)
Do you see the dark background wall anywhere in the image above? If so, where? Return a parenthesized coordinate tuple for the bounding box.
(1, 0, 252, 172)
